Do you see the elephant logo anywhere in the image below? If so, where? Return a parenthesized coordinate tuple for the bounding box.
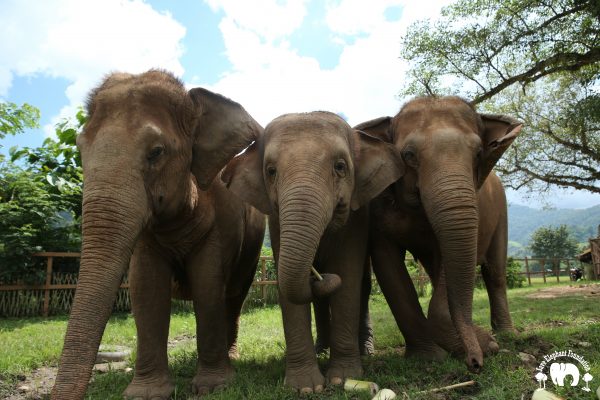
(535, 350, 593, 392)
(549, 362, 579, 387)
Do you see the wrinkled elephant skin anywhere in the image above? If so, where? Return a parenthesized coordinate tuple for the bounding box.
(222, 112, 403, 392)
(51, 70, 265, 400)
(358, 97, 522, 371)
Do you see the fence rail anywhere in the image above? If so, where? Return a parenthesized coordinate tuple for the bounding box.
(0, 253, 589, 318)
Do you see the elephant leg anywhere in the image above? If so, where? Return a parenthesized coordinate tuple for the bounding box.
(481, 224, 515, 333)
(326, 255, 364, 386)
(358, 260, 374, 356)
(427, 269, 498, 356)
(225, 293, 244, 360)
(280, 291, 325, 394)
(313, 297, 331, 354)
(370, 235, 445, 360)
(187, 231, 233, 396)
(123, 238, 174, 400)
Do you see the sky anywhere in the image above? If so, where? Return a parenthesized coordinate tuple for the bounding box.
(0, 0, 598, 210)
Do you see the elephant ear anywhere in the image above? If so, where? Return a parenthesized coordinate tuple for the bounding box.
(353, 116, 393, 143)
(221, 141, 272, 214)
(350, 130, 405, 210)
(188, 87, 262, 190)
(477, 114, 523, 188)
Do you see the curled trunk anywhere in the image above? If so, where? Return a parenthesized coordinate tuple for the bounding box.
(52, 178, 147, 399)
(421, 169, 483, 370)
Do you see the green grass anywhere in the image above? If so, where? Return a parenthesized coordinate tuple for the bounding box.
(1, 281, 599, 399)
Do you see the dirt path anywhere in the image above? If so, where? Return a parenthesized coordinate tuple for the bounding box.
(4, 334, 195, 399)
(526, 283, 600, 299)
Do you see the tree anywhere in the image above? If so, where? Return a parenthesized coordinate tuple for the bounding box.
(0, 110, 84, 282)
(400, 0, 600, 194)
(0, 101, 40, 139)
(529, 225, 579, 271)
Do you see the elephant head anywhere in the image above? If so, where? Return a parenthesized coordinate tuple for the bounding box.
(51, 70, 261, 399)
(222, 112, 403, 305)
(357, 97, 522, 371)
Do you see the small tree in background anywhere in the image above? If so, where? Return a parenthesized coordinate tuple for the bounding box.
(529, 225, 579, 273)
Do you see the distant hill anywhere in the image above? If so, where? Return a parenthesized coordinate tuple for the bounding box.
(507, 204, 600, 255)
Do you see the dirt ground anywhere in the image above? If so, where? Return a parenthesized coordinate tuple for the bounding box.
(525, 283, 600, 299)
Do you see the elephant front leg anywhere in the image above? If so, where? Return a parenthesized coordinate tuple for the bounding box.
(427, 270, 498, 357)
(313, 297, 331, 354)
(481, 225, 516, 333)
(370, 236, 446, 360)
(326, 265, 363, 386)
(187, 236, 233, 396)
(280, 291, 325, 394)
(123, 240, 174, 400)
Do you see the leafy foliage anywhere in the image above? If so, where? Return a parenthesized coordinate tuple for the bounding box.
(529, 225, 579, 260)
(505, 257, 526, 289)
(400, 0, 600, 194)
(0, 102, 40, 139)
(0, 110, 85, 282)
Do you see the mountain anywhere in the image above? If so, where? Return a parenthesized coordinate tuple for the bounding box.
(507, 204, 600, 255)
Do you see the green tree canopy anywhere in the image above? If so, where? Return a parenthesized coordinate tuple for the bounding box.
(0, 101, 40, 139)
(400, 0, 600, 194)
(0, 109, 84, 282)
(529, 224, 579, 259)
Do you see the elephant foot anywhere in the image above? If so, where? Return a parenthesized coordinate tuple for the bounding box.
(326, 358, 363, 385)
(405, 341, 447, 361)
(123, 374, 174, 400)
(474, 325, 499, 356)
(191, 361, 234, 396)
(228, 342, 240, 360)
(284, 362, 325, 394)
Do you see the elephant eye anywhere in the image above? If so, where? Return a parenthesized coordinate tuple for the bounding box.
(334, 160, 347, 177)
(147, 146, 165, 162)
(266, 165, 277, 178)
(401, 148, 417, 166)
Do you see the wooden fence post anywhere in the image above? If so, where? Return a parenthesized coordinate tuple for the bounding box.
(261, 258, 266, 301)
(43, 256, 53, 317)
(524, 257, 531, 286)
(541, 259, 546, 283)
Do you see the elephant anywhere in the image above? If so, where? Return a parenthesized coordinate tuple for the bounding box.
(221, 111, 403, 393)
(357, 96, 522, 371)
(51, 70, 265, 399)
(313, 261, 375, 356)
(549, 362, 580, 386)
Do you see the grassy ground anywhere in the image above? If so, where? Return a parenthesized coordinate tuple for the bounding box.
(1, 281, 599, 399)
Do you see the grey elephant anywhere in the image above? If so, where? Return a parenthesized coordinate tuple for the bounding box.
(222, 111, 403, 393)
(51, 70, 265, 399)
(358, 96, 522, 371)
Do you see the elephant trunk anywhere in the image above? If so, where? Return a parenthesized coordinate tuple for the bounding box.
(421, 167, 482, 370)
(277, 177, 334, 305)
(52, 173, 148, 399)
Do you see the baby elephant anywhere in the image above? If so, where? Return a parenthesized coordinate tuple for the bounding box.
(222, 112, 403, 393)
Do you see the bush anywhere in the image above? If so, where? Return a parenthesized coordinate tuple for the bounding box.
(506, 257, 526, 289)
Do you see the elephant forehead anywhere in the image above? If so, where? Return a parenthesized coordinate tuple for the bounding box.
(265, 132, 350, 160)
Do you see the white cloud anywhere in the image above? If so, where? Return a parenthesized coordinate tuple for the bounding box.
(204, 0, 309, 42)
(200, 0, 454, 127)
(0, 0, 186, 135)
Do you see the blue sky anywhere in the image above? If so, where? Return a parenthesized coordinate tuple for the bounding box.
(0, 0, 598, 209)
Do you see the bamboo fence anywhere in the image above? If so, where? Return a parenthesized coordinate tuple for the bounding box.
(0, 253, 586, 317)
